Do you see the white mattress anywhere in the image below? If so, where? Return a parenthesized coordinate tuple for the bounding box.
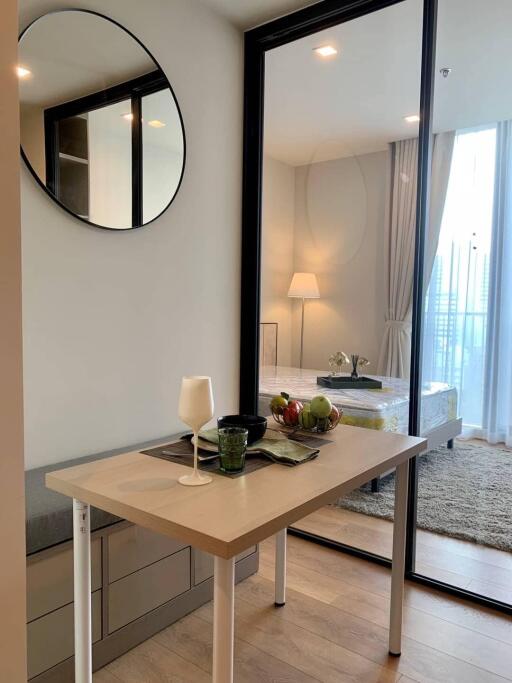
(259, 366, 458, 435)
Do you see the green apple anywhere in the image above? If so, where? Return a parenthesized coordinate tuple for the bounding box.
(299, 404, 317, 429)
(310, 394, 332, 419)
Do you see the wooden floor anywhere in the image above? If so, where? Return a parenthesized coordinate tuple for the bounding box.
(94, 534, 512, 683)
(293, 506, 512, 605)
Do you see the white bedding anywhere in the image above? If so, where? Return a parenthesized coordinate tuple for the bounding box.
(259, 366, 458, 435)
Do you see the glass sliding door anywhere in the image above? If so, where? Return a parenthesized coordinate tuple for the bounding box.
(258, 0, 423, 559)
(414, 0, 512, 606)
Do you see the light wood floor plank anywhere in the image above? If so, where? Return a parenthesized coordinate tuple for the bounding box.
(93, 535, 512, 683)
(105, 639, 211, 682)
(193, 598, 401, 683)
(93, 668, 122, 683)
(155, 612, 320, 683)
(259, 545, 512, 647)
(292, 505, 512, 589)
(236, 573, 510, 683)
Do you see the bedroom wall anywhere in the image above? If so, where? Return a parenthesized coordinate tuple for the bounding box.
(292, 150, 389, 371)
(20, 0, 243, 469)
(260, 155, 295, 366)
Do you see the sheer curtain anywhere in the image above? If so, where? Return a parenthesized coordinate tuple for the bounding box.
(423, 124, 512, 445)
(483, 121, 512, 446)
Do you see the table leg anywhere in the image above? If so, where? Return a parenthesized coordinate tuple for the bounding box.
(73, 499, 92, 682)
(389, 460, 409, 656)
(275, 528, 287, 606)
(213, 556, 235, 683)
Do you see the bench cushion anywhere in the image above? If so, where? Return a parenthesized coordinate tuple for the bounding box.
(26, 435, 178, 555)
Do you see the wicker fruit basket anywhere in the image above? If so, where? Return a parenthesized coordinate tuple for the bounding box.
(269, 392, 342, 433)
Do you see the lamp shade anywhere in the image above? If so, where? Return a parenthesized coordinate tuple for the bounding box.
(288, 272, 320, 299)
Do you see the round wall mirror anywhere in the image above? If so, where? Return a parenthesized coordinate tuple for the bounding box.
(18, 10, 186, 230)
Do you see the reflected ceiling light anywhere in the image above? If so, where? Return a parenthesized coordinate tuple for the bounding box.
(148, 120, 166, 128)
(121, 113, 133, 121)
(313, 45, 338, 58)
(404, 114, 420, 123)
(16, 66, 31, 78)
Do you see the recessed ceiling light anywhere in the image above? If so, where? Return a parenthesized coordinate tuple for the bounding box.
(148, 120, 166, 128)
(313, 45, 338, 58)
(121, 113, 133, 121)
(404, 114, 420, 123)
(16, 66, 31, 78)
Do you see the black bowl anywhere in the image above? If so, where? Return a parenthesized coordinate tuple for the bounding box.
(217, 415, 267, 445)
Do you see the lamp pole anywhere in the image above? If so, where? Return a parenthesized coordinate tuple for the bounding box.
(299, 297, 305, 369)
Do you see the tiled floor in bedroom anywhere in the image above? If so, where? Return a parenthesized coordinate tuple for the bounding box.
(94, 534, 512, 683)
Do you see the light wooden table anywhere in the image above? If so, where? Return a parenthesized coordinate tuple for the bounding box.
(46, 424, 426, 683)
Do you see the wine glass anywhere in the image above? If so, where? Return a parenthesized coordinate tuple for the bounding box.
(178, 376, 214, 486)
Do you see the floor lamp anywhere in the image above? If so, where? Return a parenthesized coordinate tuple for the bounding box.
(288, 272, 320, 369)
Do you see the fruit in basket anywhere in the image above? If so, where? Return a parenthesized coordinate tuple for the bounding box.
(270, 393, 289, 415)
(329, 405, 340, 423)
(283, 400, 301, 426)
(310, 394, 332, 419)
(299, 404, 317, 429)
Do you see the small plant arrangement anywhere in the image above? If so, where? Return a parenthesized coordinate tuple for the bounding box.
(329, 351, 370, 379)
(270, 392, 342, 433)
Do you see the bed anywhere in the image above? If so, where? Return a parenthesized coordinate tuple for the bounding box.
(259, 366, 462, 490)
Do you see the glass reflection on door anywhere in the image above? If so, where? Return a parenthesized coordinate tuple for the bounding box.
(259, 0, 423, 559)
(416, 0, 512, 605)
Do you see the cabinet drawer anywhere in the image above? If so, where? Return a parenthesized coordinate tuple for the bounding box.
(27, 590, 102, 679)
(27, 538, 102, 622)
(108, 547, 190, 633)
(108, 524, 187, 583)
(194, 546, 257, 585)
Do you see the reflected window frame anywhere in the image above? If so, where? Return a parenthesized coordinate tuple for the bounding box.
(44, 69, 169, 228)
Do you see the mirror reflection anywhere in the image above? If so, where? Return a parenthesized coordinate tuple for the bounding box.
(19, 10, 185, 229)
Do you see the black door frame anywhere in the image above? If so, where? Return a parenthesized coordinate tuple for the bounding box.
(240, 0, 512, 616)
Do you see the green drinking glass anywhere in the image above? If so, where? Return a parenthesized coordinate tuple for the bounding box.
(218, 426, 248, 473)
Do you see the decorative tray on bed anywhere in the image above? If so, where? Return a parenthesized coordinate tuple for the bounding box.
(317, 375, 383, 390)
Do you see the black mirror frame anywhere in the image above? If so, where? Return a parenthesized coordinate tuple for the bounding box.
(18, 8, 186, 232)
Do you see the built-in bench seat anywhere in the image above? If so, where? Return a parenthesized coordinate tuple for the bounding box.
(25, 437, 259, 682)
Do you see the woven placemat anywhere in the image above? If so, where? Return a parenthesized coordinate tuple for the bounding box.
(141, 438, 273, 479)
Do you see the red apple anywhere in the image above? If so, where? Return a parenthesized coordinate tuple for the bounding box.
(283, 403, 300, 426)
(288, 400, 303, 413)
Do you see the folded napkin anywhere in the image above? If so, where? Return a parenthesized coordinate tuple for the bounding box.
(198, 428, 319, 466)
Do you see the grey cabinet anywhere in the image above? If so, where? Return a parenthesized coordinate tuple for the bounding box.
(27, 590, 102, 679)
(108, 547, 191, 633)
(27, 523, 258, 681)
(108, 524, 187, 582)
(27, 538, 102, 622)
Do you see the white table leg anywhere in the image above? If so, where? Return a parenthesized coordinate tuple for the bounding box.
(73, 499, 92, 682)
(275, 528, 287, 606)
(213, 556, 235, 683)
(389, 460, 409, 656)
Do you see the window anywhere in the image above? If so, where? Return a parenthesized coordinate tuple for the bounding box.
(423, 126, 497, 430)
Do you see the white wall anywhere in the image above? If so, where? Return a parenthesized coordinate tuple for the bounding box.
(292, 151, 389, 370)
(261, 156, 295, 366)
(20, 0, 243, 469)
